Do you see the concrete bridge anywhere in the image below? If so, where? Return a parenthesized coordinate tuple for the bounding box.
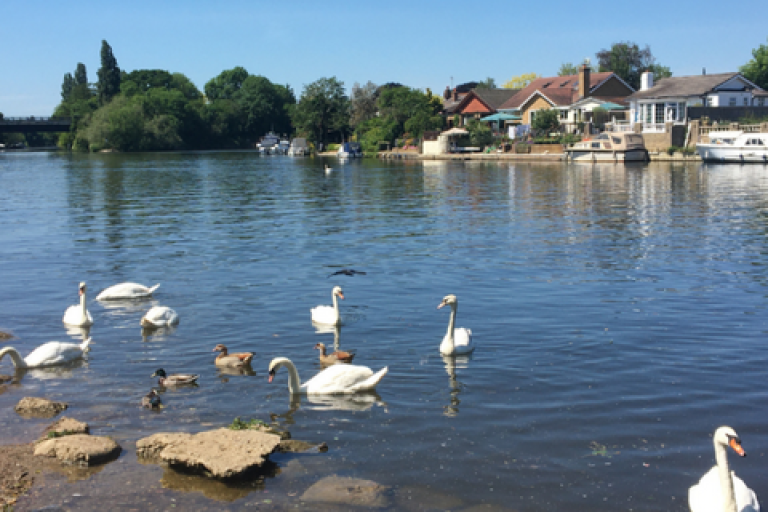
(0, 117, 72, 133)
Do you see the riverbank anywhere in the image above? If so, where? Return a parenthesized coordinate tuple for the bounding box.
(377, 151, 702, 162)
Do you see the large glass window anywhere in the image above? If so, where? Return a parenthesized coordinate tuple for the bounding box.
(655, 103, 665, 123)
(667, 103, 677, 121)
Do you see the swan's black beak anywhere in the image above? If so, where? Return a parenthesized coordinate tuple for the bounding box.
(268, 369, 275, 383)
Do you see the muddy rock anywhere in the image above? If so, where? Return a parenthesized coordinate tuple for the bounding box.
(41, 417, 89, 440)
(14, 397, 68, 418)
(0, 330, 13, 341)
(301, 476, 390, 508)
(277, 440, 328, 453)
(136, 428, 281, 478)
(34, 434, 121, 466)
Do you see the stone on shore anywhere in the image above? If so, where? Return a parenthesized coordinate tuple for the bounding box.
(34, 434, 121, 466)
(14, 397, 68, 418)
(136, 428, 281, 479)
(301, 476, 390, 508)
(41, 417, 89, 440)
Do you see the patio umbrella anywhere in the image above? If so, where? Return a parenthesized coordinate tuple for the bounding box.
(479, 113, 520, 122)
(442, 127, 469, 136)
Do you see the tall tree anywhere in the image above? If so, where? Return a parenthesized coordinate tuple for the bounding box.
(502, 73, 540, 89)
(291, 77, 349, 147)
(74, 63, 88, 86)
(740, 38, 768, 90)
(61, 73, 75, 101)
(558, 63, 579, 76)
(205, 66, 249, 101)
(97, 40, 121, 105)
(350, 81, 378, 128)
(596, 42, 670, 90)
(235, 75, 295, 138)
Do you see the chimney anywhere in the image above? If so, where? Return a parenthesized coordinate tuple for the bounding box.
(640, 71, 654, 91)
(452, 88, 458, 102)
(444, 86, 451, 100)
(578, 63, 591, 99)
(702, 67, 706, 75)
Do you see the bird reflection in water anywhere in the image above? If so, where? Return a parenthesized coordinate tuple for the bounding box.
(141, 325, 177, 342)
(217, 365, 256, 383)
(442, 355, 470, 417)
(64, 324, 91, 341)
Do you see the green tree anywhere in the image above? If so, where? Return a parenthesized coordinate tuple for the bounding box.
(596, 42, 671, 90)
(531, 108, 560, 135)
(205, 66, 249, 101)
(466, 119, 494, 147)
(476, 77, 497, 89)
(235, 75, 295, 139)
(350, 81, 378, 128)
(740, 38, 768, 90)
(502, 73, 540, 89)
(97, 40, 121, 105)
(75, 63, 88, 86)
(291, 76, 349, 147)
(61, 73, 74, 101)
(558, 63, 579, 76)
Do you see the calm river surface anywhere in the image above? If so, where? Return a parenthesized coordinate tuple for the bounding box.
(1, 152, 768, 511)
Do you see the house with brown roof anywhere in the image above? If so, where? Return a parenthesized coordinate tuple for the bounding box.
(446, 87, 521, 128)
(498, 64, 635, 133)
(626, 71, 766, 132)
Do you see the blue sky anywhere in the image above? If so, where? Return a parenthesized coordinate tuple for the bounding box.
(1, 0, 766, 117)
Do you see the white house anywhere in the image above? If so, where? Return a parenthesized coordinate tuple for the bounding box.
(626, 71, 766, 132)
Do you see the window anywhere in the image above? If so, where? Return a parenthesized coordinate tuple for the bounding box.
(655, 103, 665, 123)
(729, 97, 737, 106)
(707, 97, 714, 107)
(744, 97, 749, 106)
(667, 103, 678, 121)
(759, 98, 766, 107)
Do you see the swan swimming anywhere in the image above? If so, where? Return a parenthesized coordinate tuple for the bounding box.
(311, 286, 344, 325)
(437, 294, 474, 356)
(63, 282, 94, 327)
(268, 357, 387, 394)
(0, 338, 91, 368)
(689, 426, 760, 512)
(140, 306, 179, 328)
(96, 282, 160, 300)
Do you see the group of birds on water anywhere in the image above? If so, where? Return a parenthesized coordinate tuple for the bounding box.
(0, 277, 760, 511)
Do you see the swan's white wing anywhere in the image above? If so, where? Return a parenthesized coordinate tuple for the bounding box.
(348, 367, 388, 392)
(454, 328, 472, 347)
(62, 305, 93, 327)
(96, 282, 159, 300)
(733, 472, 761, 512)
(311, 305, 338, 325)
(24, 342, 84, 367)
(689, 466, 720, 512)
(304, 364, 375, 394)
(144, 306, 179, 326)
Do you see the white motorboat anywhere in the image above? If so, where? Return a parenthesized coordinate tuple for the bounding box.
(288, 138, 309, 156)
(566, 132, 648, 162)
(337, 142, 363, 158)
(696, 131, 768, 163)
(258, 132, 280, 154)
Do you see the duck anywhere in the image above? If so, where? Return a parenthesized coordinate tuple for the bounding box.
(689, 426, 760, 512)
(150, 368, 199, 387)
(96, 282, 160, 300)
(0, 338, 91, 368)
(142, 389, 162, 409)
(212, 344, 254, 367)
(437, 294, 474, 356)
(314, 342, 355, 365)
(324, 164, 332, 174)
(268, 357, 387, 394)
(62, 282, 94, 327)
(311, 286, 344, 325)
(140, 306, 179, 328)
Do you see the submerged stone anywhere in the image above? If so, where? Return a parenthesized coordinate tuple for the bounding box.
(14, 397, 68, 419)
(34, 434, 121, 466)
(41, 417, 90, 440)
(301, 476, 390, 508)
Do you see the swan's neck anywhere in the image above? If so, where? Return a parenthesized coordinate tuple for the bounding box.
(0, 347, 27, 368)
(715, 440, 738, 512)
(332, 293, 339, 315)
(443, 304, 457, 349)
(281, 360, 302, 394)
(79, 290, 88, 322)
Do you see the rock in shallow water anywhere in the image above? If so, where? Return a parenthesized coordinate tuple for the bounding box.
(301, 476, 390, 508)
(136, 428, 281, 479)
(41, 417, 89, 440)
(34, 434, 121, 466)
(14, 397, 68, 419)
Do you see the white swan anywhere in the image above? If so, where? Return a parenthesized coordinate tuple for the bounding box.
(96, 282, 160, 300)
(689, 426, 760, 512)
(324, 164, 332, 174)
(311, 286, 344, 325)
(268, 357, 387, 394)
(140, 306, 179, 328)
(0, 338, 91, 368)
(437, 294, 474, 356)
(62, 282, 94, 327)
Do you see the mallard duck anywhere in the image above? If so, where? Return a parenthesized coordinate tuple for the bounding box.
(150, 368, 199, 387)
(314, 342, 355, 364)
(212, 344, 254, 367)
(63, 282, 94, 327)
(142, 389, 162, 409)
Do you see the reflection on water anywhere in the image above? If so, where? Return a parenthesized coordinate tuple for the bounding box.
(2, 154, 768, 511)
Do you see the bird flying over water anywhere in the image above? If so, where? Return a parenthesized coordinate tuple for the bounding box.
(327, 269, 367, 278)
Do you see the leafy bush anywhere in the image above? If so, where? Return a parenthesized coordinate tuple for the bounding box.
(531, 109, 560, 135)
(515, 142, 531, 154)
(666, 146, 679, 155)
(228, 417, 268, 430)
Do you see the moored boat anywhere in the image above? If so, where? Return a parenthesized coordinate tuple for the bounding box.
(565, 132, 648, 162)
(696, 131, 768, 163)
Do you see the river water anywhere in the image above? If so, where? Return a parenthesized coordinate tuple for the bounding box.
(1, 152, 767, 511)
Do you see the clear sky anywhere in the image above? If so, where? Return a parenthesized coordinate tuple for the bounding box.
(1, 0, 766, 117)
